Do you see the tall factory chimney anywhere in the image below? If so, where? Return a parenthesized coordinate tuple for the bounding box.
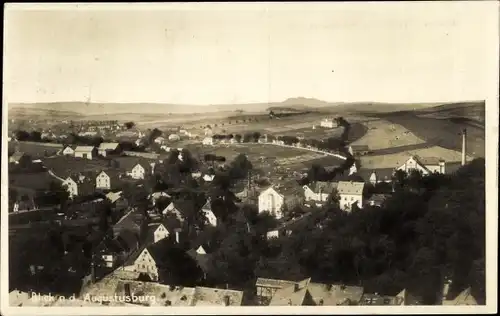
(461, 128, 467, 166)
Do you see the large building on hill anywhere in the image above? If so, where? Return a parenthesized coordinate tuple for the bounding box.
(320, 118, 338, 128)
(337, 181, 365, 211)
(258, 182, 304, 219)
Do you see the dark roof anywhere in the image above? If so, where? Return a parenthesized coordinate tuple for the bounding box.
(186, 249, 212, 273)
(306, 181, 338, 194)
(112, 156, 154, 172)
(115, 230, 140, 253)
(414, 155, 445, 166)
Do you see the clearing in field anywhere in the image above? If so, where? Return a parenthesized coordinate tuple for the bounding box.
(348, 118, 426, 150)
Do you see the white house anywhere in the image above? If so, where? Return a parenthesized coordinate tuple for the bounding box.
(204, 126, 213, 136)
(162, 202, 183, 221)
(258, 184, 304, 219)
(320, 118, 338, 128)
(397, 155, 446, 175)
(201, 199, 217, 227)
(62, 145, 76, 156)
(74, 146, 97, 160)
(202, 137, 214, 146)
(62, 176, 79, 198)
(168, 134, 181, 141)
(95, 170, 117, 190)
(124, 245, 160, 281)
(303, 181, 338, 205)
(154, 136, 166, 145)
(203, 174, 215, 182)
(98, 142, 120, 157)
(160, 145, 171, 152)
(149, 223, 170, 244)
(130, 163, 146, 180)
(337, 181, 365, 211)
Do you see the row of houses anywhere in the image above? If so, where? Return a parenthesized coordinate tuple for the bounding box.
(60, 142, 123, 159)
(254, 276, 478, 306)
(257, 154, 449, 219)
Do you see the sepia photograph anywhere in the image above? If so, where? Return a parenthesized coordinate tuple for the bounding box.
(1, 2, 498, 315)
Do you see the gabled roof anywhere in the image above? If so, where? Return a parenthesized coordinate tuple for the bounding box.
(305, 181, 338, 194)
(115, 230, 140, 253)
(192, 287, 244, 306)
(98, 142, 120, 151)
(443, 287, 478, 305)
(9, 151, 25, 162)
(186, 249, 212, 274)
(74, 146, 96, 152)
(105, 191, 123, 204)
(269, 278, 311, 306)
(415, 155, 445, 166)
(307, 283, 364, 306)
(262, 181, 304, 199)
(337, 181, 365, 195)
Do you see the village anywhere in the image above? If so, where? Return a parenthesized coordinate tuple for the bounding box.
(7, 113, 480, 307)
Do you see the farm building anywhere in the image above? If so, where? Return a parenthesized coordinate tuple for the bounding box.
(61, 145, 76, 156)
(397, 155, 446, 175)
(337, 181, 365, 211)
(168, 134, 181, 141)
(320, 118, 338, 128)
(98, 142, 121, 157)
(202, 137, 214, 146)
(74, 146, 97, 160)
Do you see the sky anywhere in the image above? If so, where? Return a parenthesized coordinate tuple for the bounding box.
(4, 2, 498, 105)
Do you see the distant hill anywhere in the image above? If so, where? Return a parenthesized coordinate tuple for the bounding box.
(8, 98, 484, 118)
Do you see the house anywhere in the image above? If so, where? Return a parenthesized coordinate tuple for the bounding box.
(306, 283, 365, 306)
(168, 134, 181, 141)
(96, 170, 121, 190)
(150, 191, 171, 206)
(337, 181, 365, 211)
(112, 208, 148, 239)
(129, 163, 149, 180)
(162, 202, 184, 221)
(61, 145, 76, 156)
(191, 287, 244, 306)
(9, 152, 31, 166)
(441, 278, 478, 305)
(98, 142, 121, 157)
(122, 238, 203, 284)
(258, 134, 269, 144)
(366, 194, 391, 207)
(269, 278, 312, 306)
(203, 174, 215, 182)
(202, 137, 214, 146)
(258, 182, 304, 219)
(303, 181, 338, 205)
(266, 212, 314, 240)
(74, 146, 97, 160)
(105, 191, 129, 211)
(204, 126, 213, 136)
(397, 155, 446, 175)
(348, 145, 371, 156)
(366, 169, 394, 185)
(160, 145, 171, 152)
(320, 118, 338, 128)
(153, 136, 166, 145)
(146, 223, 170, 244)
(201, 199, 218, 226)
(255, 278, 305, 304)
(62, 176, 79, 198)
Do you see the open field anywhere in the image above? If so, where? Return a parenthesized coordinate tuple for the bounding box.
(185, 143, 345, 173)
(8, 141, 63, 157)
(378, 112, 485, 157)
(41, 156, 114, 178)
